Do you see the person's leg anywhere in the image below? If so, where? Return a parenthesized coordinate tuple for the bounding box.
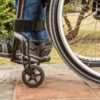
(14, 0, 51, 57)
(15, 0, 49, 43)
(0, 0, 51, 57)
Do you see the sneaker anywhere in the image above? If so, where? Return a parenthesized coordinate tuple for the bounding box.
(0, 37, 13, 57)
(0, 37, 52, 57)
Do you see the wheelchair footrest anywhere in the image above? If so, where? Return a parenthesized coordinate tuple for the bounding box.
(0, 52, 50, 64)
(13, 54, 50, 64)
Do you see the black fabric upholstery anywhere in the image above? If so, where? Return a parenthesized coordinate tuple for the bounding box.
(14, 20, 45, 32)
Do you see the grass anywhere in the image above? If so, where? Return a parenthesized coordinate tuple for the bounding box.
(63, 12, 100, 58)
(0, 57, 15, 65)
(71, 42, 100, 57)
(46, 47, 64, 64)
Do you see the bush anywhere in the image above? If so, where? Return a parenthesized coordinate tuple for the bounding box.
(0, 0, 16, 40)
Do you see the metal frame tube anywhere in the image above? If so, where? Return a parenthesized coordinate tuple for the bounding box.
(11, 0, 30, 62)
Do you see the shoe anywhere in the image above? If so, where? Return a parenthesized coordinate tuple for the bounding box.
(0, 37, 52, 57)
(29, 40, 52, 57)
(39, 40, 52, 57)
(0, 37, 13, 57)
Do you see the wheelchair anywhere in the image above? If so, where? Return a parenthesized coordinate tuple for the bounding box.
(0, 0, 52, 88)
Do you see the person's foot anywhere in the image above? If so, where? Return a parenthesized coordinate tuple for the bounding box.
(29, 40, 52, 57)
(0, 37, 13, 57)
(0, 37, 52, 57)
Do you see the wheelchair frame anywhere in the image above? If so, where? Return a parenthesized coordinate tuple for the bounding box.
(10, 0, 51, 88)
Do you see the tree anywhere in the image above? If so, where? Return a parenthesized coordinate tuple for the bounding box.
(63, 0, 92, 40)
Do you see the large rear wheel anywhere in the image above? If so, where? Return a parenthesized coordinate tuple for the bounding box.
(49, 0, 100, 83)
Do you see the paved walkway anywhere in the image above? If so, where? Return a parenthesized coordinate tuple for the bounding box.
(0, 64, 100, 100)
(0, 84, 15, 100)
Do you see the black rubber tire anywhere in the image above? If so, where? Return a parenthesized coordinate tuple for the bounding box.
(78, 57, 100, 67)
(22, 66, 45, 88)
(48, 0, 100, 83)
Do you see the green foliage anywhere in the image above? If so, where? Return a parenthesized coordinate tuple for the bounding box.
(63, 0, 81, 14)
(0, 0, 16, 40)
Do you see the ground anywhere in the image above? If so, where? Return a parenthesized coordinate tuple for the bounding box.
(0, 64, 100, 100)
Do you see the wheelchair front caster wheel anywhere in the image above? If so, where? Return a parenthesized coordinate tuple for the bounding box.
(22, 66, 45, 88)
